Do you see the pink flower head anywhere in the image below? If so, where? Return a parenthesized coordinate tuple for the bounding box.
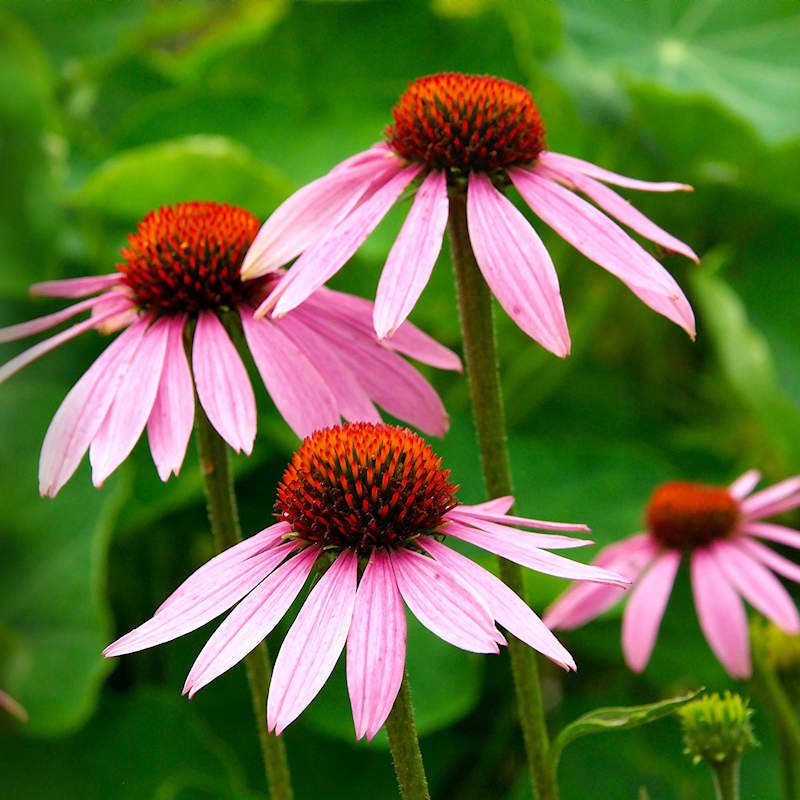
(0, 202, 460, 497)
(545, 470, 800, 678)
(105, 422, 627, 740)
(242, 72, 697, 355)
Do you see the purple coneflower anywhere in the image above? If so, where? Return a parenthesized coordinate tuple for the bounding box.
(545, 471, 800, 678)
(105, 422, 627, 740)
(0, 202, 459, 496)
(242, 72, 697, 356)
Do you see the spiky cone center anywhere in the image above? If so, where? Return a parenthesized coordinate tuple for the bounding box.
(646, 481, 740, 551)
(275, 423, 458, 554)
(118, 201, 269, 315)
(386, 72, 546, 176)
(679, 691, 757, 766)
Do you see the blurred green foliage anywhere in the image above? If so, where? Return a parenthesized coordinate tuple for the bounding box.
(0, 1, 798, 798)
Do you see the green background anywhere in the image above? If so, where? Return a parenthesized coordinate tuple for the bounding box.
(1, 1, 799, 797)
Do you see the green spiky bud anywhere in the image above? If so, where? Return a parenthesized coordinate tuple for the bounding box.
(679, 692, 757, 767)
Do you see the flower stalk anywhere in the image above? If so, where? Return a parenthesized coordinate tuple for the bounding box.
(448, 187, 558, 800)
(194, 407, 295, 800)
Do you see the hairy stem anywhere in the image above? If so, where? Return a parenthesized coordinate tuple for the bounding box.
(385, 673, 431, 800)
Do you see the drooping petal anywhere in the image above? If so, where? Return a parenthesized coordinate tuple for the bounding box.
(690, 547, 750, 678)
(740, 476, 800, 520)
(192, 311, 256, 454)
(89, 317, 170, 486)
(239, 309, 340, 436)
(346, 550, 407, 740)
(740, 522, 800, 550)
(389, 548, 500, 654)
(448, 503, 590, 535)
(373, 170, 449, 338)
(104, 539, 297, 657)
(241, 151, 399, 279)
(422, 538, 575, 670)
(728, 469, 762, 500)
(467, 173, 570, 356)
(713, 540, 800, 633)
(38, 319, 148, 497)
(30, 273, 121, 298)
(268, 550, 358, 735)
(544, 535, 655, 630)
(621, 550, 680, 672)
(184, 547, 319, 697)
(265, 162, 424, 318)
(444, 519, 628, 587)
(538, 152, 692, 193)
(511, 167, 695, 337)
(737, 538, 800, 584)
(147, 315, 195, 480)
(0, 295, 108, 343)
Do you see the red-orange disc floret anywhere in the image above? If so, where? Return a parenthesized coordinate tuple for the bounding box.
(386, 72, 546, 175)
(275, 423, 459, 553)
(118, 202, 263, 315)
(647, 481, 740, 551)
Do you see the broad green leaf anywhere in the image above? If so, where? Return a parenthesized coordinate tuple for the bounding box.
(554, 0, 800, 143)
(550, 688, 703, 767)
(72, 135, 294, 220)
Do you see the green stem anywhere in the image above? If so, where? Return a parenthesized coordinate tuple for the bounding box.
(384, 674, 430, 800)
(448, 187, 558, 800)
(710, 759, 741, 800)
(195, 409, 294, 800)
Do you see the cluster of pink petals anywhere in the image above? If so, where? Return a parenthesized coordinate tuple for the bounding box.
(545, 470, 800, 678)
(105, 495, 628, 740)
(242, 144, 698, 356)
(0, 275, 459, 496)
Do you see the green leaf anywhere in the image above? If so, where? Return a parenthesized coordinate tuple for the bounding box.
(71, 135, 294, 220)
(550, 688, 703, 768)
(554, 0, 800, 142)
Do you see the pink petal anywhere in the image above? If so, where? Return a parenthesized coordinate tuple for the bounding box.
(266, 163, 424, 318)
(104, 539, 297, 657)
(445, 511, 592, 550)
(713, 540, 800, 633)
(728, 469, 762, 500)
(448, 503, 590, 535)
(740, 522, 800, 550)
(373, 170, 448, 339)
(538, 152, 692, 193)
(38, 319, 148, 496)
(268, 550, 358, 735)
(547, 166, 698, 261)
(0, 690, 28, 723)
(239, 309, 340, 436)
(511, 167, 696, 338)
(0, 295, 109, 343)
(192, 311, 256, 454)
(467, 496, 515, 515)
(444, 519, 629, 587)
(389, 548, 500, 654)
(346, 550, 407, 740)
(241, 151, 399, 279)
(146, 315, 195, 480)
(691, 547, 750, 678)
(621, 550, 680, 672)
(30, 273, 121, 298)
(467, 173, 570, 356)
(740, 476, 800, 520)
(544, 535, 656, 630)
(738, 538, 800, 584)
(89, 318, 170, 486)
(422, 538, 575, 670)
(184, 547, 319, 697)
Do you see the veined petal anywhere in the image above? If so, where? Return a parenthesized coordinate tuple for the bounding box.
(346, 550, 407, 740)
(422, 538, 575, 670)
(737, 538, 800, 584)
(192, 311, 256, 454)
(0, 295, 108, 343)
(741, 522, 800, 550)
(728, 469, 762, 500)
(741, 476, 800, 520)
(240, 309, 341, 436)
(265, 162, 424, 318)
(467, 173, 570, 356)
(444, 511, 591, 550)
(147, 315, 195, 481)
(621, 550, 680, 672)
(444, 519, 628, 587)
(374, 170, 449, 339)
(713, 540, 800, 633)
(89, 317, 170, 486)
(31, 273, 121, 298)
(268, 550, 358, 735)
(538, 152, 692, 193)
(511, 167, 695, 338)
(466, 496, 515, 515)
(38, 319, 148, 497)
(448, 503, 590, 534)
(184, 547, 319, 697)
(691, 547, 750, 678)
(390, 548, 500, 654)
